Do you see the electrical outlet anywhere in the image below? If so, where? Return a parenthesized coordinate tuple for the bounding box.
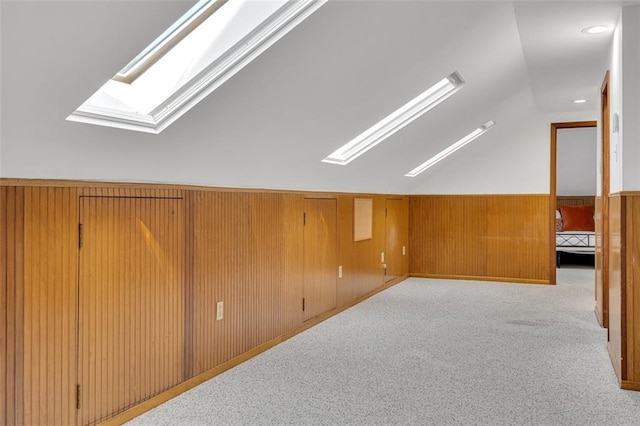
(216, 301, 224, 321)
(402, 246, 406, 256)
(338, 265, 343, 278)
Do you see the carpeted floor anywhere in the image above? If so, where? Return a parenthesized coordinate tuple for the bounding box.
(128, 267, 640, 425)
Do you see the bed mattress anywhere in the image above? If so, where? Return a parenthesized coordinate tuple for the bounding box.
(556, 231, 595, 254)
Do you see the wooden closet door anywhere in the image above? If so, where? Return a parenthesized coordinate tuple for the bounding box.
(303, 199, 337, 321)
(385, 199, 403, 283)
(78, 197, 185, 425)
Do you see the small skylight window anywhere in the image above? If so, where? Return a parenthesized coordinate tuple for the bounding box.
(67, 0, 327, 133)
(322, 72, 465, 165)
(405, 120, 495, 177)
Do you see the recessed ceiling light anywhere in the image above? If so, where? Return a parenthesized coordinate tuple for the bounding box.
(572, 99, 587, 104)
(405, 121, 495, 177)
(322, 72, 465, 165)
(581, 25, 609, 35)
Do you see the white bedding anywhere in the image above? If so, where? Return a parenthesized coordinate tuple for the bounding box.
(556, 231, 595, 254)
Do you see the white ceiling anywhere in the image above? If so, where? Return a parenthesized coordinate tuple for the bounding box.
(1, 0, 637, 193)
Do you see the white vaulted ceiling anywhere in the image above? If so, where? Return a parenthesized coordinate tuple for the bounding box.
(0, 0, 636, 194)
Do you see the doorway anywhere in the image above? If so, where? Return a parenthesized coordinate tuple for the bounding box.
(598, 72, 610, 328)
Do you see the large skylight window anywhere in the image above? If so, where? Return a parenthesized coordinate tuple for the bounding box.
(405, 120, 495, 177)
(322, 72, 465, 165)
(67, 0, 327, 133)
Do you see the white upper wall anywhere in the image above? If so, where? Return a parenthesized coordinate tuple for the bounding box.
(557, 127, 597, 195)
(622, 5, 640, 191)
(0, 1, 624, 195)
(604, 5, 640, 194)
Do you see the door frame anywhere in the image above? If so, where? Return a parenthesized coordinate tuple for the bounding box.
(599, 71, 611, 328)
(549, 120, 597, 285)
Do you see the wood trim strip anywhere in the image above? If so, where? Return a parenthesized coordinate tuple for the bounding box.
(409, 193, 548, 198)
(1, 178, 409, 197)
(101, 274, 409, 425)
(409, 273, 549, 285)
(621, 380, 640, 391)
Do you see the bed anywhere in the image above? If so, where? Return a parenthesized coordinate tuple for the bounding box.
(556, 200, 595, 267)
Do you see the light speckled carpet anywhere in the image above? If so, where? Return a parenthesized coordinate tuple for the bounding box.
(128, 267, 640, 425)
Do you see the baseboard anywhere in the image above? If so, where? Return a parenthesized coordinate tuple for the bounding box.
(102, 274, 409, 425)
(409, 273, 550, 285)
(594, 307, 604, 328)
(607, 343, 622, 384)
(621, 380, 640, 391)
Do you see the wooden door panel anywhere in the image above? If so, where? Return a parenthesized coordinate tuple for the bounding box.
(78, 197, 185, 425)
(303, 199, 337, 321)
(385, 199, 403, 282)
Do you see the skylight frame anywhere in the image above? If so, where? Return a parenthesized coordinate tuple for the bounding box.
(404, 120, 495, 177)
(113, 0, 229, 85)
(322, 72, 465, 166)
(67, 0, 328, 134)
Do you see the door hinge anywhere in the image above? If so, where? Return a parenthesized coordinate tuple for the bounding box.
(76, 384, 82, 409)
(302, 298, 305, 312)
(78, 224, 84, 249)
(303, 212, 306, 226)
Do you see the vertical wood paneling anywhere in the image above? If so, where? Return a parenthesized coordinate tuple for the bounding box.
(409, 196, 487, 277)
(4, 182, 410, 425)
(78, 195, 185, 425)
(625, 195, 640, 382)
(283, 194, 305, 332)
(608, 194, 623, 380)
(336, 196, 389, 307)
(336, 196, 356, 306)
(303, 198, 337, 321)
(595, 196, 606, 326)
(192, 191, 250, 375)
(21, 187, 77, 425)
(248, 193, 287, 347)
(410, 195, 549, 282)
(5, 187, 24, 426)
(1, 186, 7, 425)
(486, 196, 548, 281)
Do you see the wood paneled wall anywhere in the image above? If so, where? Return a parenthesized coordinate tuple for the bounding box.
(595, 196, 607, 327)
(608, 194, 623, 380)
(409, 195, 549, 283)
(608, 193, 640, 390)
(1, 186, 9, 426)
(624, 195, 640, 387)
(78, 195, 186, 425)
(1, 182, 409, 425)
(557, 195, 596, 207)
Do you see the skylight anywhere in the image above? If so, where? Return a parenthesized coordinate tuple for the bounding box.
(405, 120, 495, 177)
(322, 72, 465, 165)
(67, 0, 327, 133)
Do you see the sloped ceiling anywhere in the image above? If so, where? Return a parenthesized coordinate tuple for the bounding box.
(0, 1, 634, 194)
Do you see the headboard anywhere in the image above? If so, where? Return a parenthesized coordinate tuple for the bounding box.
(557, 195, 595, 208)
